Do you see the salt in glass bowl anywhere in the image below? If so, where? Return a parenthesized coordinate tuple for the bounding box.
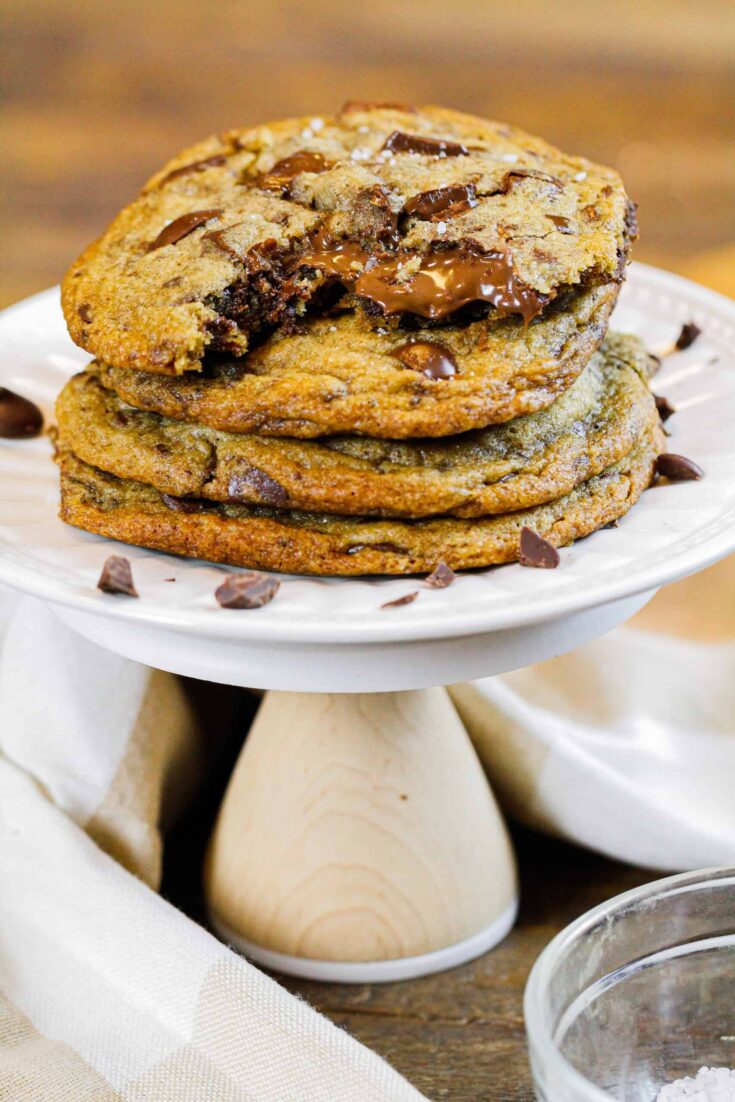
(524, 868, 735, 1101)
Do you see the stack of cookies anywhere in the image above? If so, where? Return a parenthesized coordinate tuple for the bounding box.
(56, 103, 663, 575)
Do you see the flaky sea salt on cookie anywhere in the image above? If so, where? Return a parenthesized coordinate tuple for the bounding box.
(62, 103, 635, 376)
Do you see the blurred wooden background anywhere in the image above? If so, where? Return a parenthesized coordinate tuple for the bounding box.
(2, 0, 734, 308)
(2, 3, 735, 1098)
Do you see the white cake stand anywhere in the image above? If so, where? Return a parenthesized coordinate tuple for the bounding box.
(2, 264, 735, 981)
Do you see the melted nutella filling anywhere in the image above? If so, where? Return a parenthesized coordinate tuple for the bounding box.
(148, 209, 223, 250)
(255, 151, 333, 195)
(393, 341, 458, 379)
(297, 226, 370, 280)
(355, 248, 547, 323)
(297, 228, 546, 323)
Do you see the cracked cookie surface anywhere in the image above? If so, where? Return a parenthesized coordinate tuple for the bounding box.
(62, 103, 634, 376)
(58, 333, 657, 518)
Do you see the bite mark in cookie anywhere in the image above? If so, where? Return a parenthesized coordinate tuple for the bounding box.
(61, 104, 635, 375)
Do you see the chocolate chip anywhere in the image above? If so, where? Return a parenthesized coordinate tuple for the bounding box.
(215, 571, 280, 609)
(381, 591, 419, 609)
(148, 209, 223, 251)
(505, 168, 563, 189)
(675, 322, 702, 351)
(655, 453, 704, 481)
(426, 561, 456, 588)
(159, 154, 227, 185)
(77, 302, 93, 322)
(382, 131, 469, 157)
(404, 183, 478, 220)
(255, 151, 333, 196)
(97, 555, 138, 597)
(519, 526, 560, 569)
(161, 493, 207, 513)
(546, 214, 574, 233)
(0, 388, 43, 438)
(393, 341, 458, 379)
(228, 467, 289, 507)
(654, 395, 676, 422)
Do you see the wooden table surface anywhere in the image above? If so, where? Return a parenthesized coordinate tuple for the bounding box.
(4, 1, 735, 1097)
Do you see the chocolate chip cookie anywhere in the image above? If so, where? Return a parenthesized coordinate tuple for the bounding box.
(57, 421, 661, 576)
(62, 103, 634, 377)
(95, 280, 616, 438)
(58, 333, 657, 518)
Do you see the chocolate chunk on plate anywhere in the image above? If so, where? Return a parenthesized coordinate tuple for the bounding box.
(426, 561, 456, 588)
(654, 395, 676, 422)
(215, 570, 280, 609)
(519, 526, 560, 569)
(675, 322, 702, 351)
(97, 555, 138, 597)
(381, 591, 419, 609)
(655, 453, 704, 481)
(0, 387, 43, 439)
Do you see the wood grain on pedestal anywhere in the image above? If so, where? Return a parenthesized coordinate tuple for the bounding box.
(205, 689, 517, 962)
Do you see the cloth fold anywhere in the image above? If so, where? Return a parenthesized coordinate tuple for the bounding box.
(452, 562, 735, 872)
(0, 594, 426, 1102)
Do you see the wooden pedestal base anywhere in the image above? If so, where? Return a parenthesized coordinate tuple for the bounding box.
(204, 688, 518, 982)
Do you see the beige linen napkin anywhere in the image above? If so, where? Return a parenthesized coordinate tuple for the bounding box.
(0, 591, 426, 1102)
(452, 556, 735, 871)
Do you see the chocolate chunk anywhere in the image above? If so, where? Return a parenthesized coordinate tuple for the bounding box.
(0, 388, 43, 438)
(228, 467, 290, 506)
(426, 561, 456, 588)
(77, 302, 93, 322)
(148, 209, 223, 251)
(404, 183, 478, 220)
(519, 526, 560, 569)
(255, 151, 332, 195)
(547, 214, 574, 233)
(215, 570, 280, 609)
(97, 555, 138, 597)
(393, 341, 457, 379)
(655, 453, 704, 481)
(382, 131, 469, 157)
(159, 154, 227, 185)
(654, 395, 676, 422)
(381, 591, 419, 609)
(505, 168, 563, 189)
(675, 322, 702, 351)
(356, 246, 547, 324)
(161, 493, 207, 513)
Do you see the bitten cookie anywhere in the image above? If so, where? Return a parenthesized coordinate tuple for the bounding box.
(62, 103, 634, 377)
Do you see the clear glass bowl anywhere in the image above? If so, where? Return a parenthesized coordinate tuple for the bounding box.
(524, 868, 735, 1102)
